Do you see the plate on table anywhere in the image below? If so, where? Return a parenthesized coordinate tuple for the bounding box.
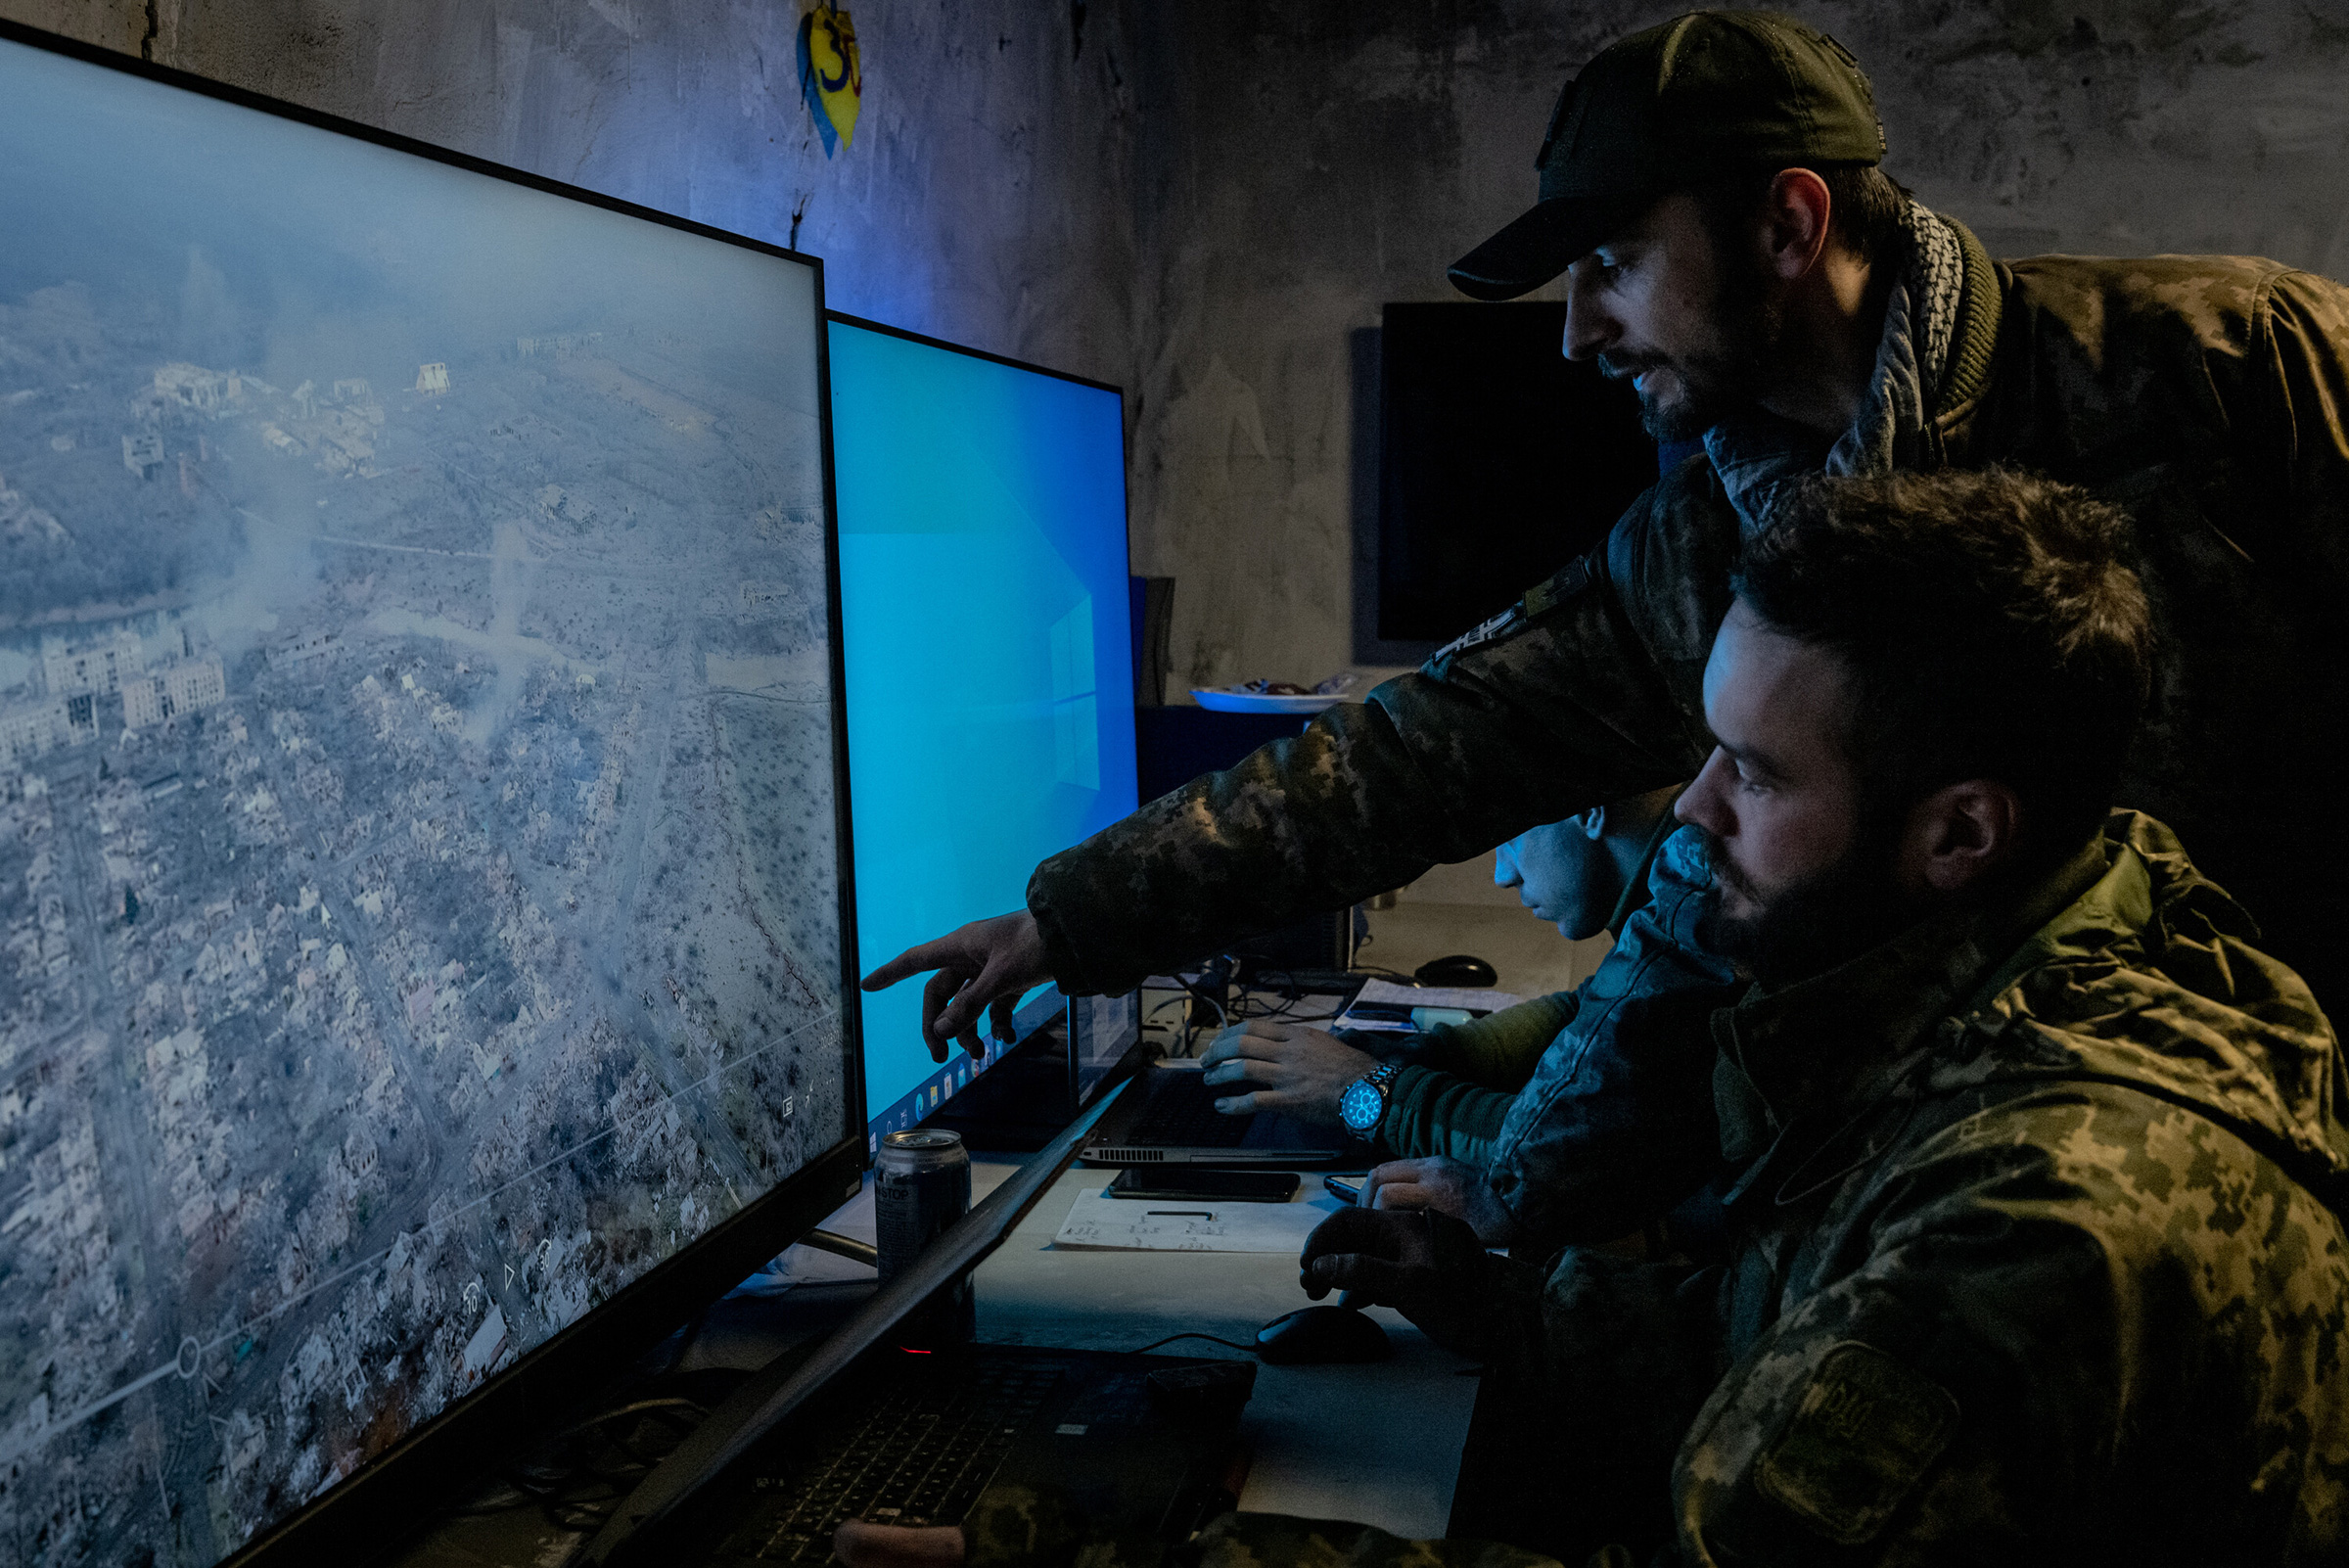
(1190, 687, 1343, 715)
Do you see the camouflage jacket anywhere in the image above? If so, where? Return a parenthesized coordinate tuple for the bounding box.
(976, 813, 2349, 1568)
(1027, 242, 2349, 1008)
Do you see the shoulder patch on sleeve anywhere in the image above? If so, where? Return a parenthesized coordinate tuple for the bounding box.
(1426, 558, 1595, 668)
(1752, 1341, 1959, 1546)
(1520, 556, 1593, 619)
(1428, 603, 1523, 666)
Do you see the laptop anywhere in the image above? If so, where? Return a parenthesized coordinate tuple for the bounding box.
(1078, 1059, 1357, 1167)
(583, 1084, 1255, 1566)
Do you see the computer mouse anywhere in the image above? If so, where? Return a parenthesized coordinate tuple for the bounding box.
(1253, 1305, 1393, 1364)
(1414, 953, 1497, 989)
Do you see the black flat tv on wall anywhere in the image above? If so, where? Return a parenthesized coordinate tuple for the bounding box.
(0, 21, 863, 1566)
(1377, 301, 1656, 644)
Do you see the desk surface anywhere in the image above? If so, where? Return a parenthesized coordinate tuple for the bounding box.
(830, 1157, 1481, 1540)
(389, 1152, 1478, 1563)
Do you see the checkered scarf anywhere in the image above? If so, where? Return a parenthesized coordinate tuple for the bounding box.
(1703, 201, 1967, 533)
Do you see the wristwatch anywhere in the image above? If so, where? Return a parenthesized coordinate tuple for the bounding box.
(1338, 1061, 1403, 1136)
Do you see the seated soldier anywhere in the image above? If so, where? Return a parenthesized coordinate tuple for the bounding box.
(1495, 784, 1685, 943)
(1198, 783, 1738, 1248)
(843, 468, 2349, 1567)
(1193, 786, 1678, 1135)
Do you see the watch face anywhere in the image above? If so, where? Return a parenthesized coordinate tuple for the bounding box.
(1339, 1078, 1383, 1133)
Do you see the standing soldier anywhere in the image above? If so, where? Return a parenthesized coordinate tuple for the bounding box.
(868, 10, 2349, 1053)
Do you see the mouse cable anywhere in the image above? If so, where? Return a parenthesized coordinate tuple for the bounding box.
(1128, 1331, 1259, 1357)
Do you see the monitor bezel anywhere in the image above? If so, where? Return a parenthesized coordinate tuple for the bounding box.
(825, 309, 1128, 400)
(821, 311, 1137, 1138)
(0, 18, 872, 1567)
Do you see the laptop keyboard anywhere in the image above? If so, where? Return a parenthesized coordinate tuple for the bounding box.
(722, 1358, 1069, 1562)
(1125, 1072, 1251, 1148)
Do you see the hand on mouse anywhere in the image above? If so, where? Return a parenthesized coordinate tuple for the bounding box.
(1359, 1156, 1518, 1244)
(1197, 1020, 1376, 1125)
(1298, 1206, 1495, 1352)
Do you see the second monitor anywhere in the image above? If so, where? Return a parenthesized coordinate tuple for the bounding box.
(827, 315, 1139, 1143)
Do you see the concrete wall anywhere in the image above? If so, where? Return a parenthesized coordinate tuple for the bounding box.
(0, 0, 1144, 389)
(9, 0, 2348, 698)
(1126, 0, 2349, 692)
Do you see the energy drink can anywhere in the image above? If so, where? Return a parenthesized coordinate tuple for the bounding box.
(874, 1128, 975, 1346)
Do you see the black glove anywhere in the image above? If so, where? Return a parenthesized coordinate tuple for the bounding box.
(1298, 1207, 1495, 1349)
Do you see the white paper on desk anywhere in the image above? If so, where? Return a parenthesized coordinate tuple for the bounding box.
(1050, 1188, 1333, 1253)
(1334, 977, 1523, 1033)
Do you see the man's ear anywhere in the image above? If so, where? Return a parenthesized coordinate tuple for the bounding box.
(1759, 167, 1834, 282)
(1898, 779, 2024, 897)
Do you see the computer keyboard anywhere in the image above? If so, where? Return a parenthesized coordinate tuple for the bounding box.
(1126, 1073, 1252, 1148)
(722, 1358, 1069, 1563)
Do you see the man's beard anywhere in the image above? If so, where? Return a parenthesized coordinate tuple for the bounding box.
(1599, 247, 1786, 442)
(1695, 822, 1911, 987)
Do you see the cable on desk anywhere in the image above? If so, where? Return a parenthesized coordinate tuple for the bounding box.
(1225, 968, 1347, 1026)
(1166, 971, 1228, 1055)
(799, 1228, 881, 1268)
(1142, 991, 1193, 1055)
(1128, 1331, 1260, 1357)
(1227, 968, 1307, 1023)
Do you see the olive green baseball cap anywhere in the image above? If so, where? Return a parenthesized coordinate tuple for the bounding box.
(1449, 10, 1885, 300)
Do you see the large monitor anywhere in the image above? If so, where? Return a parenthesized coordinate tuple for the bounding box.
(0, 23, 859, 1567)
(826, 316, 1138, 1142)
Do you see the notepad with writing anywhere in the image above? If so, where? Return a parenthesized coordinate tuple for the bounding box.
(1050, 1187, 1337, 1253)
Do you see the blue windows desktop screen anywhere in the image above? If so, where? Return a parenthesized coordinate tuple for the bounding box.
(827, 317, 1138, 1142)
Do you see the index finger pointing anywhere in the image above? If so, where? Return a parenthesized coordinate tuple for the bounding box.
(862, 937, 962, 992)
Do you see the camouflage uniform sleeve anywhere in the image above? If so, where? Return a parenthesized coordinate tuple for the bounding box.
(1415, 992, 1581, 1087)
(1379, 992, 1577, 1167)
(1667, 1080, 2349, 1563)
(1668, 1099, 2100, 1563)
(1027, 470, 1738, 995)
(1376, 1067, 1515, 1167)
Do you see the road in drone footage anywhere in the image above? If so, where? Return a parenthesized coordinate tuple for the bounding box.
(0, 300, 841, 1565)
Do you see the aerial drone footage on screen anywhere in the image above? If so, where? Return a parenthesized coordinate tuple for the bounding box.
(0, 32, 850, 1567)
